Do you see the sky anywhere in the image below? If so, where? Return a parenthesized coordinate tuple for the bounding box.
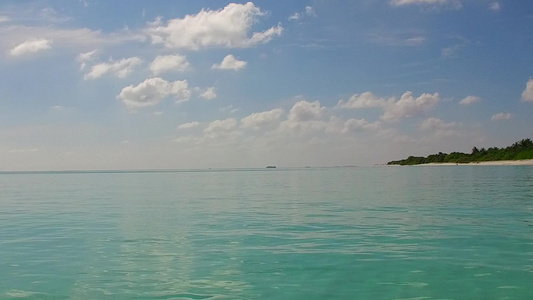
(0, 0, 532, 171)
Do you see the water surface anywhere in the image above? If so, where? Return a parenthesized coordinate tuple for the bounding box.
(1, 166, 532, 299)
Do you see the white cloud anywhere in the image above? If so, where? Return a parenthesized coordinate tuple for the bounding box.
(177, 121, 200, 130)
(241, 108, 284, 129)
(305, 6, 316, 17)
(343, 118, 381, 133)
(205, 118, 237, 132)
(145, 2, 282, 50)
(390, 0, 462, 8)
(264, 97, 330, 140)
(204, 118, 239, 139)
(368, 33, 425, 47)
(288, 100, 327, 122)
(381, 92, 440, 121)
(0, 25, 145, 59)
(289, 6, 316, 21)
(441, 44, 463, 58)
(39, 8, 71, 23)
(198, 87, 217, 100)
(149, 54, 190, 75)
(277, 100, 330, 136)
(418, 118, 465, 138)
(491, 112, 512, 121)
(489, 2, 501, 12)
(459, 95, 481, 105)
(419, 117, 457, 130)
(77, 49, 97, 70)
(247, 25, 283, 45)
(288, 13, 302, 21)
(212, 55, 247, 71)
(0, 16, 9, 23)
(84, 57, 142, 80)
(337, 92, 388, 109)
(117, 77, 190, 108)
(77, 49, 97, 62)
(9, 38, 52, 56)
(219, 105, 240, 114)
(521, 79, 533, 102)
(339, 90, 440, 121)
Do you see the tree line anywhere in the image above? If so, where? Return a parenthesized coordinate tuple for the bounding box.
(387, 138, 533, 165)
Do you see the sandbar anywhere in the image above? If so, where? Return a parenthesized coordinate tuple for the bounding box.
(417, 159, 533, 166)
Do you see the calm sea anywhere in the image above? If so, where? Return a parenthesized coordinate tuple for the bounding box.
(1, 166, 532, 299)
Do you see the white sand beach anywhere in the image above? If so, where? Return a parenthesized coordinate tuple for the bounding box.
(417, 159, 533, 166)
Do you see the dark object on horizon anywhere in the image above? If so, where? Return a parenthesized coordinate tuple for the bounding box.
(266, 166, 276, 168)
(387, 138, 533, 165)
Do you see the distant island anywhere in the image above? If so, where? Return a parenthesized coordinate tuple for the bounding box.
(388, 138, 533, 165)
(266, 166, 276, 168)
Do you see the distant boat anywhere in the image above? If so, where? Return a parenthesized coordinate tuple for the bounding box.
(266, 166, 276, 168)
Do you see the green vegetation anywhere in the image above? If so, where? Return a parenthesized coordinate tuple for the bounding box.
(387, 138, 533, 165)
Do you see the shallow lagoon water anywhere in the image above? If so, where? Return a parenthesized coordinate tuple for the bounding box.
(1, 166, 532, 299)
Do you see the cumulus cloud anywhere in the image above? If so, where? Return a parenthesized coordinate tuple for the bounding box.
(198, 87, 217, 100)
(77, 49, 97, 70)
(212, 55, 247, 71)
(336, 92, 388, 109)
(491, 112, 512, 121)
(390, 0, 462, 8)
(145, 2, 282, 50)
(149, 54, 190, 75)
(9, 38, 52, 56)
(276, 100, 330, 136)
(459, 95, 481, 105)
(204, 118, 239, 139)
(521, 79, 533, 102)
(241, 108, 284, 129)
(177, 121, 200, 130)
(381, 92, 440, 121)
(117, 77, 190, 108)
(337, 91, 440, 121)
(288, 100, 327, 122)
(84, 57, 142, 80)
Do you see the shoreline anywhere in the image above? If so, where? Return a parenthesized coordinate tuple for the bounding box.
(415, 159, 533, 166)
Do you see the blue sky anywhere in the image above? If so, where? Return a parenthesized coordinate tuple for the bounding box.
(0, 0, 532, 170)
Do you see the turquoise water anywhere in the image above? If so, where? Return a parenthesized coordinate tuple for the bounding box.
(1, 166, 532, 299)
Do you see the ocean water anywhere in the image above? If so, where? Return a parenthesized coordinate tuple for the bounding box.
(0, 166, 532, 299)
